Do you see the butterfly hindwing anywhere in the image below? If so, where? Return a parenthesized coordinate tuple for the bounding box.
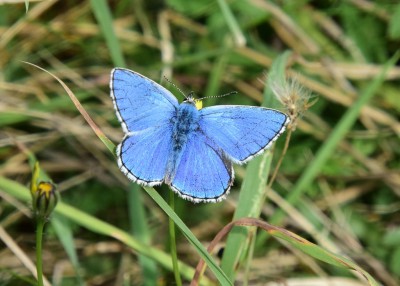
(110, 68, 178, 133)
(199, 106, 289, 163)
(117, 126, 173, 185)
(169, 131, 233, 202)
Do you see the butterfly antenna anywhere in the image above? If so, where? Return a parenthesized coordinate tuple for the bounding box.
(163, 76, 187, 99)
(196, 91, 238, 101)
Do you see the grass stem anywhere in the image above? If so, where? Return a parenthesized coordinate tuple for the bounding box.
(169, 191, 182, 286)
(35, 217, 45, 286)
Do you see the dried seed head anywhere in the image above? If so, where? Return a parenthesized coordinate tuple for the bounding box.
(270, 76, 316, 130)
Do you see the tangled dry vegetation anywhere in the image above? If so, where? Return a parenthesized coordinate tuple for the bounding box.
(0, 0, 399, 285)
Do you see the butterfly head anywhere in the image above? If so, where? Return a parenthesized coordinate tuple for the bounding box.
(183, 90, 239, 110)
(184, 92, 203, 110)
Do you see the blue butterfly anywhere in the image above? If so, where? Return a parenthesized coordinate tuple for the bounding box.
(110, 68, 289, 202)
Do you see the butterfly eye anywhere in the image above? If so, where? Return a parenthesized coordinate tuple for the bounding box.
(195, 99, 203, 110)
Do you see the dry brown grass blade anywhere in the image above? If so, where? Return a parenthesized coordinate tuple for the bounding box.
(22, 61, 115, 154)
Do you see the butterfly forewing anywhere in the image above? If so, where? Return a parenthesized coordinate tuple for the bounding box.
(199, 106, 289, 164)
(110, 68, 178, 133)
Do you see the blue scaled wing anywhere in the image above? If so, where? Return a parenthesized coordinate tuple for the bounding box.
(169, 131, 233, 202)
(199, 106, 289, 163)
(111, 68, 178, 185)
(117, 126, 173, 186)
(110, 68, 178, 133)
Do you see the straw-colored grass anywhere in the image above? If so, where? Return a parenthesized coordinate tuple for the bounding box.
(0, 1, 399, 285)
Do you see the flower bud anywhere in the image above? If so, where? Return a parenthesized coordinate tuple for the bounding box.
(30, 162, 58, 219)
(32, 182, 58, 219)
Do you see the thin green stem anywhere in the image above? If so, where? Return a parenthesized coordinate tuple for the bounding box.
(128, 185, 158, 286)
(35, 217, 45, 286)
(169, 191, 182, 286)
(268, 129, 292, 188)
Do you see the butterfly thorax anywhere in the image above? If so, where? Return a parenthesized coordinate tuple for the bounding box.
(171, 102, 200, 152)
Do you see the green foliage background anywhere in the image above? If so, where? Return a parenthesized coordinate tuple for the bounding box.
(0, 0, 399, 285)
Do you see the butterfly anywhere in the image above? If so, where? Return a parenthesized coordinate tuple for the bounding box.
(110, 68, 289, 203)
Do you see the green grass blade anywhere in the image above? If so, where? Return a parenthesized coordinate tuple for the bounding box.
(168, 191, 182, 286)
(216, 0, 246, 46)
(128, 187, 158, 286)
(225, 218, 380, 286)
(51, 214, 86, 286)
(0, 177, 211, 284)
(264, 50, 292, 107)
(220, 155, 272, 278)
(204, 53, 229, 101)
(144, 187, 233, 285)
(0, 112, 30, 127)
(221, 51, 291, 279)
(90, 0, 126, 67)
(389, 4, 400, 39)
(270, 228, 379, 286)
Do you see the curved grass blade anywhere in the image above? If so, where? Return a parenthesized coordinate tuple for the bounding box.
(22, 62, 115, 154)
(196, 218, 379, 286)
